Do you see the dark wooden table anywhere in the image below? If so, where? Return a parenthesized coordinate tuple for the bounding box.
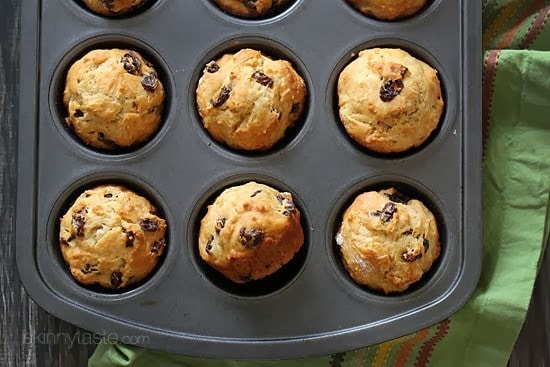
(1, 1, 548, 366)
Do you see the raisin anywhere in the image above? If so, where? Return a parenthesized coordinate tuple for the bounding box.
(385, 191, 410, 204)
(122, 228, 135, 248)
(81, 264, 99, 274)
(276, 194, 285, 205)
(251, 190, 262, 198)
(121, 52, 141, 75)
(151, 239, 165, 254)
(399, 66, 409, 77)
(205, 236, 214, 253)
(98, 132, 119, 149)
(239, 227, 264, 248)
(139, 218, 159, 232)
(252, 71, 273, 88)
(372, 202, 397, 223)
(61, 235, 75, 246)
(402, 249, 422, 262)
(211, 86, 231, 108)
(110, 271, 123, 288)
(100, 0, 114, 10)
(72, 208, 87, 236)
(290, 103, 300, 114)
(215, 217, 226, 233)
(104, 193, 113, 198)
(73, 109, 84, 118)
(243, 0, 257, 9)
(206, 61, 220, 73)
(423, 237, 430, 252)
(380, 79, 404, 102)
(141, 74, 158, 92)
(402, 229, 413, 236)
(283, 200, 296, 217)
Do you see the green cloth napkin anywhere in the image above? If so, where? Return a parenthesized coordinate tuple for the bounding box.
(90, 1, 550, 366)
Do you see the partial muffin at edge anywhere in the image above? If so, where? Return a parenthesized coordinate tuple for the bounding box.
(347, 0, 428, 20)
(212, 0, 291, 18)
(82, 0, 148, 16)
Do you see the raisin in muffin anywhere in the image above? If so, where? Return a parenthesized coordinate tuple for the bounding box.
(337, 48, 444, 153)
(59, 185, 167, 289)
(196, 48, 306, 151)
(336, 188, 440, 293)
(82, 0, 148, 16)
(63, 49, 165, 150)
(198, 182, 304, 283)
(347, 0, 427, 20)
(212, 0, 291, 18)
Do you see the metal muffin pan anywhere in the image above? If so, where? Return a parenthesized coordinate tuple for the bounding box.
(16, 0, 482, 359)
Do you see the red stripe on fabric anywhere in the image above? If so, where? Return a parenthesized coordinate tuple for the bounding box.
(394, 328, 430, 367)
(520, 5, 550, 48)
(482, 50, 501, 159)
(414, 319, 451, 367)
(495, 0, 546, 49)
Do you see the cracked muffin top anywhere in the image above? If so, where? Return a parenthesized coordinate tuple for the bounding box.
(337, 48, 443, 153)
(195, 48, 306, 151)
(198, 182, 304, 283)
(336, 188, 440, 294)
(59, 185, 167, 289)
(63, 49, 165, 150)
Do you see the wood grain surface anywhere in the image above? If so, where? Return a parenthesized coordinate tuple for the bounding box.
(0, 1, 548, 366)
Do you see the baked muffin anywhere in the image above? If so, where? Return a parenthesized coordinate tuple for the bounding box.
(336, 188, 440, 293)
(196, 48, 306, 151)
(82, 0, 148, 16)
(337, 48, 443, 153)
(212, 0, 291, 18)
(198, 182, 304, 283)
(347, 0, 427, 20)
(63, 49, 165, 150)
(59, 185, 167, 289)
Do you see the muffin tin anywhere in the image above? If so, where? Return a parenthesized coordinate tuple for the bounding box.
(16, 0, 482, 359)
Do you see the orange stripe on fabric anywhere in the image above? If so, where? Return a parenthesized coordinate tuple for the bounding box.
(414, 319, 451, 367)
(483, 0, 526, 49)
(394, 328, 430, 367)
(520, 5, 550, 48)
(495, 0, 547, 49)
(482, 49, 501, 159)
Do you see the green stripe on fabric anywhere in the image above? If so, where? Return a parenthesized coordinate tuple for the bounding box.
(427, 50, 550, 367)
